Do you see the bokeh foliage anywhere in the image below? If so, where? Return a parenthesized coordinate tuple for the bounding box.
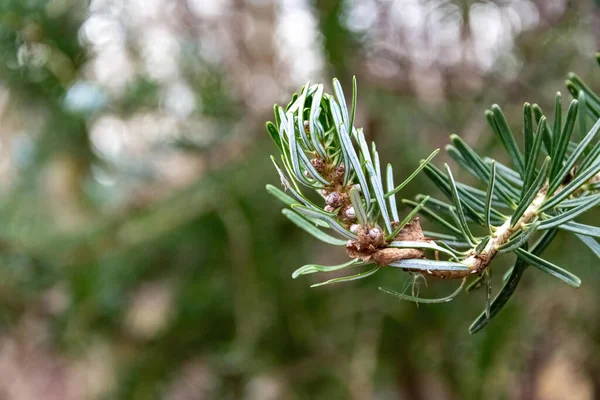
(0, 0, 599, 399)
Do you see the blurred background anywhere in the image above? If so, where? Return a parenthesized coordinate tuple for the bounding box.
(0, 0, 600, 398)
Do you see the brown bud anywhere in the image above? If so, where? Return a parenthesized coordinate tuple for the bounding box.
(368, 228, 382, 240)
(344, 206, 356, 220)
(335, 163, 345, 180)
(310, 158, 326, 173)
(324, 205, 335, 213)
(326, 192, 343, 208)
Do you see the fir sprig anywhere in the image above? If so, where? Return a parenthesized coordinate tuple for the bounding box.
(266, 57, 600, 333)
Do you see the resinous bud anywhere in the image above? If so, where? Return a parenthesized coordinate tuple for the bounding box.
(344, 206, 356, 219)
(326, 192, 342, 207)
(368, 227, 381, 239)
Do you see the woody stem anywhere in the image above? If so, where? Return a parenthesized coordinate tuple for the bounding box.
(462, 189, 546, 275)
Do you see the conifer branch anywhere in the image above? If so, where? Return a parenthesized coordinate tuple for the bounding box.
(266, 55, 600, 332)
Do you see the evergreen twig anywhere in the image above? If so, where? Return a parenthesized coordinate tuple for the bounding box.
(266, 59, 600, 332)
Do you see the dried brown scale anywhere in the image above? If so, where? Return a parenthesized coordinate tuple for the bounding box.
(310, 158, 326, 174)
(346, 218, 430, 265)
(372, 248, 425, 266)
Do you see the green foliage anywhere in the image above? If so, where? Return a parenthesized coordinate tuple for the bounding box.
(267, 59, 600, 333)
(2, 0, 600, 396)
